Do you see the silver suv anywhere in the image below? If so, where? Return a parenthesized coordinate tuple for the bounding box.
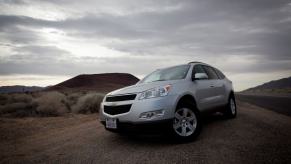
(100, 62, 236, 141)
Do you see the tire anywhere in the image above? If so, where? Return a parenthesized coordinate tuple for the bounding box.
(224, 95, 237, 118)
(171, 101, 202, 142)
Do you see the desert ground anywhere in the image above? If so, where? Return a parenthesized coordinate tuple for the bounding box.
(0, 100, 290, 164)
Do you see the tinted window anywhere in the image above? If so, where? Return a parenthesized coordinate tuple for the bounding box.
(193, 65, 206, 74)
(139, 65, 190, 84)
(202, 66, 219, 79)
(192, 65, 207, 80)
(215, 69, 226, 79)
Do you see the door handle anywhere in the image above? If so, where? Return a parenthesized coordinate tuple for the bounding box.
(210, 85, 214, 88)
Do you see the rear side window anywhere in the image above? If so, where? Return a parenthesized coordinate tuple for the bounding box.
(215, 69, 226, 79)
(202, 66, 219, 79)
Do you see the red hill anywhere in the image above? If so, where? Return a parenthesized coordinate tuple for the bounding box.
(47, 73, 139, 93)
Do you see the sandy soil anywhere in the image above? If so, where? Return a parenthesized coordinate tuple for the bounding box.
(0, 101, 291, 164)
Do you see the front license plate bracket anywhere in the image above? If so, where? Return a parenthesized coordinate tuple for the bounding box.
(105, 118, 117, 129)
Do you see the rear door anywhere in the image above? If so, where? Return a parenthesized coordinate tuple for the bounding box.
(214, 68, 228, 105)
(191, 65, 217, 110)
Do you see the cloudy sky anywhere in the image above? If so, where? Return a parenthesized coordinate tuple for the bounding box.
(0, 0, 291, 91)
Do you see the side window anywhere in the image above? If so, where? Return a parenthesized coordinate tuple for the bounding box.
(192, 65, 208, 80)
(193, 65, 206, 74)
(202, 66, 219, 79)
(215, 69, 225, 79)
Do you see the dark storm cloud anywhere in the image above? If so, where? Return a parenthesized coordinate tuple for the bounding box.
(9, 45, 71, 61)
(0, 0, 291, 77)
(55, 0, 291, 60)
(1, 0, 26, 5)
(0, 15, 49, 44)
(0, 45, 74, 75)
(0, 54, 164, 76)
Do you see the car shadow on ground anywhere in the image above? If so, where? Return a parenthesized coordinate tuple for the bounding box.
(109, 112, 231, 145)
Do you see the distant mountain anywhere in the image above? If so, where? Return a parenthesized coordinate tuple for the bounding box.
(0, 85, 43, 94)
(243, 76, 291, 93)
(47, 73, 139, 92)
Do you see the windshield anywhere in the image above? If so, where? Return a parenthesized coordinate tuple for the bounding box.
(139, 65, 190, 84)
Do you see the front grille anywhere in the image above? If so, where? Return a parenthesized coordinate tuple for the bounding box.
(104, 104, 132, 115)
(105, 94, 136, 102)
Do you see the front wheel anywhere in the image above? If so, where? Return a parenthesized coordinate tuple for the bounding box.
(171, 106, 201, 142)
(224, 96, 237, 118)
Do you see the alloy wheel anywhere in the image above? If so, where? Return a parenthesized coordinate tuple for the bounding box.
(173, 108, 197, 137)
(230, 98, 236, 115)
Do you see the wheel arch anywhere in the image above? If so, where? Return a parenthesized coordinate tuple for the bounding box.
(228, 90, 235, 100)
(175, 93, 198, 111)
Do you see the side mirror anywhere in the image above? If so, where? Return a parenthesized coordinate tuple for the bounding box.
(193, 73, 208, 80)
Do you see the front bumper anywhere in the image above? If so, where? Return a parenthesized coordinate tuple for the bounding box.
(99, 94, 178, 123)
(100, 119, 172, 133)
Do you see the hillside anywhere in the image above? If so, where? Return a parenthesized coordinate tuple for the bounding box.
(47, 73, 139, 93)
(242, 76, 291, 95)
(0, 85, 43, 94)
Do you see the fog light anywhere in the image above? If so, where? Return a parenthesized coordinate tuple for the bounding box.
(139, 110, 165, 119)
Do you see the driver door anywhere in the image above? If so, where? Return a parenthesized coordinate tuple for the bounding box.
(191, 65, 217, 111)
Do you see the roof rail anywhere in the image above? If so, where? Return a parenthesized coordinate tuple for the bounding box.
(188, 61, 205, 64)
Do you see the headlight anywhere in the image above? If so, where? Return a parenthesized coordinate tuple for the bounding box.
(139, 85, 171, 100)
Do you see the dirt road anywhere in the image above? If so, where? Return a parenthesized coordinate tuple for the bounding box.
(1, 101, 291, 164)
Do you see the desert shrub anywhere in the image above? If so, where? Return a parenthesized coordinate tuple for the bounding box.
(72, 93, 104, 114)
(0, 93, 38, 117)
(0, 102, 38, 117)
(66, 92, 83, 109)
(0, 93, 33, 105)
(0, 102, 28, 114)
(34, 91, 69, 116)
(0, 91, 105, 117)
(8, 93, 33, 103)
(0, 94, 9, 105)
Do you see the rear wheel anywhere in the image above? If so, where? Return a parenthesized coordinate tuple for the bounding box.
(224, 95, 237, 118)
(171, 102, 201, 142)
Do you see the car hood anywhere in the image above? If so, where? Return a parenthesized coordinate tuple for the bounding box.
(107, 79, 182, 96)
